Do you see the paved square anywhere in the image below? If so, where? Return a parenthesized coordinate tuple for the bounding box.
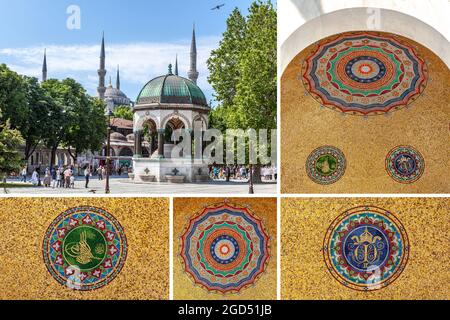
(4, 177, 276, 195)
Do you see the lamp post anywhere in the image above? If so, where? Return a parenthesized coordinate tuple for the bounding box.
(105, 110, 113, 194)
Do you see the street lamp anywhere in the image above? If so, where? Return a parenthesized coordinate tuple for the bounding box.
(105, 109, 113, 194)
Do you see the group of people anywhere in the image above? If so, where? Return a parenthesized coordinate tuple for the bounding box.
(19, 163, 129, 190)
(28, 166, 76, 188)
(23, 166, 95, 189)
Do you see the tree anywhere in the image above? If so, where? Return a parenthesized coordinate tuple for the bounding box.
(207, 1, 277, 181)
(0, 64, 27, 129)
(85, 97, 107, 157)
(21, 76, 51, 161)
(61, 79, 106, 163)
(234, 1, 277, 131)
(42, 78, 107, 165)
(207, 8, 246, 111)
(0, 120, 24, 181)
(113, 105, 133, 121)
(41, 79, 70, 167)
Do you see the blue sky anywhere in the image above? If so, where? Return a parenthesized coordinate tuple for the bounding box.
(0, 0, 258, 103)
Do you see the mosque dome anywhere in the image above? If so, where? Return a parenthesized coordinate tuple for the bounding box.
(110, 132, 127, 142)
(105, 84, 131, 106)
(136, 67, 208, 107)
(105, 86, 128, 99)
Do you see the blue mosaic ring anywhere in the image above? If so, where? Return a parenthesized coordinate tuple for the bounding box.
(386, 145, 425, 184)
(323, 206, 409, 291)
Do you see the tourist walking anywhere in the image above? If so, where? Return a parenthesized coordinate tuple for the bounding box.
(101, 166, 106, 180)
(64, 167, 72, 188)
(21, 167, 27, 182)
(59, 167, 64, 188)
(55, 168, 62, 188)
(51, 167, 57, 188)
(225, 166, 231, 182)
(31, 169, 39, 186)
(97, 166, 103, 180)
(42, 168, 51, 187)
(84, 166, 91, 188)
(70, 174, 75, 188)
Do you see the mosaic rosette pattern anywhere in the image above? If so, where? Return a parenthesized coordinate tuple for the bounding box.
(386, 145, 425, 183)
(302, 32, 427, 115)
(306, 146, 346, 185)
(323, 206, 409, 291)
(180, 203, 270, 294)
(43, 206, 127, 291)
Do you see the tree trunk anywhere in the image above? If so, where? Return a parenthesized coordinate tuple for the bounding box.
(252, 164, 262, 184)
(24, 141, 38, 161)
(50, 146, 58, 168)
(67, 147, 77, 164)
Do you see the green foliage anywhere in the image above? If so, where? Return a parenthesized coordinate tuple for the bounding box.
(234, 0, 277, 130)
(0, 64, 107, 167)
(0, 121, 24, 179)
(41, 79, 73, 158)
(207, 8, 246, 110)
(0, 64, 27, 129)
(113, 105, 134, 121)
(207, 1, 277, 165)
(21, 76, 52, 159)
(88, 97, 108, 153)
(207, 1, 277, 131)
(42, 78, 107, 162)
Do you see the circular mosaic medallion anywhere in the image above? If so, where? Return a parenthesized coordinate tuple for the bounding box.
(302, 32, 427, 115)
(180, 203, 270, 294)
(43, 206, 127, 291)
(323, 206, 409, 291)
(306, 146, 346, 185)
(386, 145, 424, 183)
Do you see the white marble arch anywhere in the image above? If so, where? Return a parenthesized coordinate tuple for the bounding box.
(134, 114, 160, 132)
(160, 112, 192, 131)
(192, 114, 209, 130)
(280, 2, 450, 74)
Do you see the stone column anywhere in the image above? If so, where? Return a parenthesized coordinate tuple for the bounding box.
(187, 129, 193, 159)
(134, 130, 142, 157)
(157, 129, 165, 158)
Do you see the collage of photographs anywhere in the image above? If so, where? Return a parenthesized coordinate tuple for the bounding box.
(0, 0, 448, 311)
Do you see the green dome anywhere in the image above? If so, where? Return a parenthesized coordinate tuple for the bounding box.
(136, 72, 208, 107)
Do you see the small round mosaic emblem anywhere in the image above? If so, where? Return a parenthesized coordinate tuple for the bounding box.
(180, 203, 270, 294)
(386, 145, 424, 183)
(306, 146, 346, 185)
(323, 206, 409, 291)
(302, 32, 427, 115)
(43, 206, 127, 291)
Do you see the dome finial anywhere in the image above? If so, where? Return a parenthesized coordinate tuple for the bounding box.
(168, 63, 173, 75)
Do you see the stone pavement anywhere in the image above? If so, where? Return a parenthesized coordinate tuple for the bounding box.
(3, 176, 277, 195)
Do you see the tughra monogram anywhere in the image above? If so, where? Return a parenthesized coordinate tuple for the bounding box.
(350, 227, 382, 268)
(65, 230, 102, 265)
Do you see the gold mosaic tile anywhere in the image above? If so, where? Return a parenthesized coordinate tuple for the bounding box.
(173, 197, 277, 300)
(0, 197, 169, 300)
(281, 197, 449, 299)
(281, 32, 450, 193)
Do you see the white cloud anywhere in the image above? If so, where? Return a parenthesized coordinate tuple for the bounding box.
(0, 36, 220, 100)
